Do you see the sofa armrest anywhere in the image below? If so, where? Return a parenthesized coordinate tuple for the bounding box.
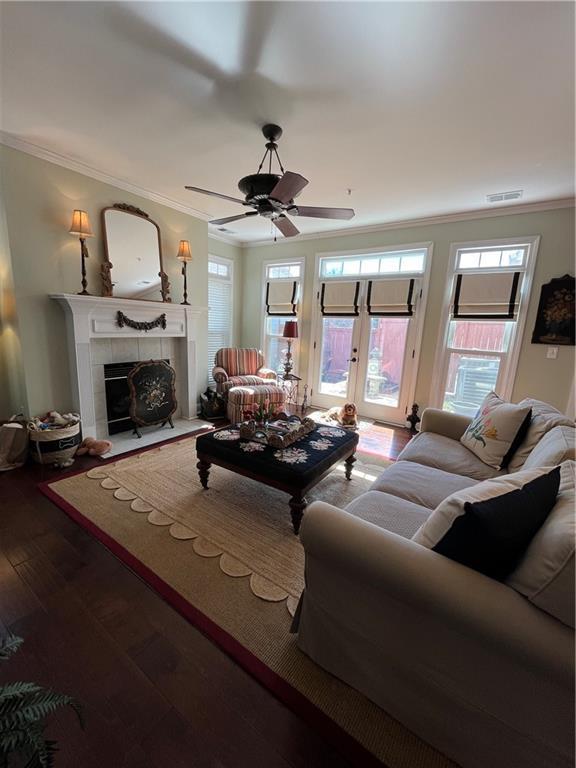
(212, 366, 228, 384)
(420, 408, 472, 441)
(257, 367, 277, 380)
(299, 501, 573, 678)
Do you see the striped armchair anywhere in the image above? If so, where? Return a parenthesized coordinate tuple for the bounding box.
(212, 348, 277, 394)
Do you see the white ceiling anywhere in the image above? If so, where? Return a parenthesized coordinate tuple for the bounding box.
(1, 1, 574, 244)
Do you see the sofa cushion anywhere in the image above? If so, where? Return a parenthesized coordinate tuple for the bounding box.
(459, 392, 532, 470)
(430, 467, 561, 580)
(345, 491, 430, 539)
(398, 431, 501, 480)
(412, 466, 560, 550)
(508, 398, 573, 471)
(523, 425, 575, 470)
(506, 461, 575, 627)
(370, 460, 478, 509)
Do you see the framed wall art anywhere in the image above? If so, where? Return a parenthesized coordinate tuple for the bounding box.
(531, 274, 575, 346)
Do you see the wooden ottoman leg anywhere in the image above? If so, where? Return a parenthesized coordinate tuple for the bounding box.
(345, 453, 356, 480)
(197, 458, 211, 489)
(289, 493, 307, 535)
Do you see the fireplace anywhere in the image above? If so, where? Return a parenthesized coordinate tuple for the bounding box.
(50, 294, 203, 441)
(104, 360, 170, 435)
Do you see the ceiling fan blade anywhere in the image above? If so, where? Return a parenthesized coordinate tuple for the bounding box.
(273, 216, 300, 238)
(290, 205, 355, 220)
(185, 186, 247, 206)
(209, 212, 258, 226)
(269, 172, 309, 204)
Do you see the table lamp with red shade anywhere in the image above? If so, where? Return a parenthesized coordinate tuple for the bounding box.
(282, 320, 298, 377)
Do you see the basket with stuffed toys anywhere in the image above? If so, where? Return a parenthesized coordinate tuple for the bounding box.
(27, 412, 113, 468)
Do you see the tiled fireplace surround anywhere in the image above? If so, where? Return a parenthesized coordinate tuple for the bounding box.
(51, 294, 205, 440)
(93, 337, 183, 438)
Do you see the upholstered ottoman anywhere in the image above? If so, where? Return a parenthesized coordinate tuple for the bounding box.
(227, 384, 286, 424)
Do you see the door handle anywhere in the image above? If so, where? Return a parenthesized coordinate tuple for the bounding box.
(347, 357, 357, 363)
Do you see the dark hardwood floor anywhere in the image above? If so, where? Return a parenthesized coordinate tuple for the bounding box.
(0, 424, 411, 767)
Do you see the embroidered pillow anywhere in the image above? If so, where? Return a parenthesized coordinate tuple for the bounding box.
(460, 392, 532, 469)
(412, 466, 561, 580)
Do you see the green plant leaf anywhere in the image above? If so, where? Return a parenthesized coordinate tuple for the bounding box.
(0, 634, 83, 766)
(0, 689, 82, 732)
(0, 682, 43, 705)
(0, 634, 23, 663)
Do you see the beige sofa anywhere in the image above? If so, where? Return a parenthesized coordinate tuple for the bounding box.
(294, 402, 575, 768)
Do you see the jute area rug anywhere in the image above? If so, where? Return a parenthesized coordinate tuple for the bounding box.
(43, 436, 455, 768)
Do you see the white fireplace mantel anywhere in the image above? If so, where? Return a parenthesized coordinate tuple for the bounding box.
(51, 294, 206, 438)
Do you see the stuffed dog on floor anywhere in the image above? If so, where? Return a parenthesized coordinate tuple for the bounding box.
(76, 436, 112, 457)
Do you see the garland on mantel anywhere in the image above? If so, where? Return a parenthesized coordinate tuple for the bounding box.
(116, 311, 167, 332)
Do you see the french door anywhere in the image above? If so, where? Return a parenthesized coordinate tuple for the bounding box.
(311, 280, 422, 424)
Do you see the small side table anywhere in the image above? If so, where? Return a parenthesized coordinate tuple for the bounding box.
(281, 373, 301, 411)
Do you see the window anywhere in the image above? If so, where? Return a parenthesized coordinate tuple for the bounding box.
(263, 260, 303, 374)
(208, 260, 231, 278)
(208, 257, 233, 385)
(320, 248, 426, 279)
(433, 238, 538, 416)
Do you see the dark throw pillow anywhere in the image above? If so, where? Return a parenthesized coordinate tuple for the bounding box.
(501, 408, 532, 468)
(432, 466, 561, 580)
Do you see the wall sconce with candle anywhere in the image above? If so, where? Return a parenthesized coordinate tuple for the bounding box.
(69, 210, 93, 295)
(176, 240, 192, 305)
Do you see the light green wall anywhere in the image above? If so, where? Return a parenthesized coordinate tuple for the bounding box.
(2, 142, 573, 420)
(241, 207, 575, 415)
(1, 146, 209, 416)
(208, 236, 243, 348)
(0, 166, 27, 418)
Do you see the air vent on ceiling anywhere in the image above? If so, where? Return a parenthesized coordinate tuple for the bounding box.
(486, 189, 523, 203)
(217, 227, 230, 232)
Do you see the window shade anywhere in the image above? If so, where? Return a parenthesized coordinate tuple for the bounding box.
(208, 278, 232, 384)
(453, 272, 521, 319)
(266, 280, 298, 316)
(367, 278, 415, 316)
(320, 281, 360, 316)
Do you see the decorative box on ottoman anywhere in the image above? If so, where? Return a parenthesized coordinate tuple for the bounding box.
(227, 384, 286, 424)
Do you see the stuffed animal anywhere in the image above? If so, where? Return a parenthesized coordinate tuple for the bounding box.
(76, 436, 112, 457)
(326, 402, 358, 429)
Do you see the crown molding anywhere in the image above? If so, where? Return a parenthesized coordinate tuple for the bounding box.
(240, 197, 575, 248)
(2, 131, 572, 248)
(207, 229, 241, 247)
(0, 131, 211, 221)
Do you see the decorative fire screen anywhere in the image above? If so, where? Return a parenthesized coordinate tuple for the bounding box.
(127, 360, 177, 437)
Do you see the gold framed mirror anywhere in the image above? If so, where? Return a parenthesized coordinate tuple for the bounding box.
(101, 203, 171, 302)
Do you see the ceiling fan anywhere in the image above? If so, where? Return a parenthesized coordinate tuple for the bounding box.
(185, 124, 355, 238)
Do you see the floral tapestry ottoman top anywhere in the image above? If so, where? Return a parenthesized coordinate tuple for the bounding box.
(197, 423, 359, 484)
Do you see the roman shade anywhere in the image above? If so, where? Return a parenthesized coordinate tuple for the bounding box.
(320, 281, 360, 316)
(453, 271, 521, 319)
(367, 279, 415, 316)
(266, 281, 298, 316)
